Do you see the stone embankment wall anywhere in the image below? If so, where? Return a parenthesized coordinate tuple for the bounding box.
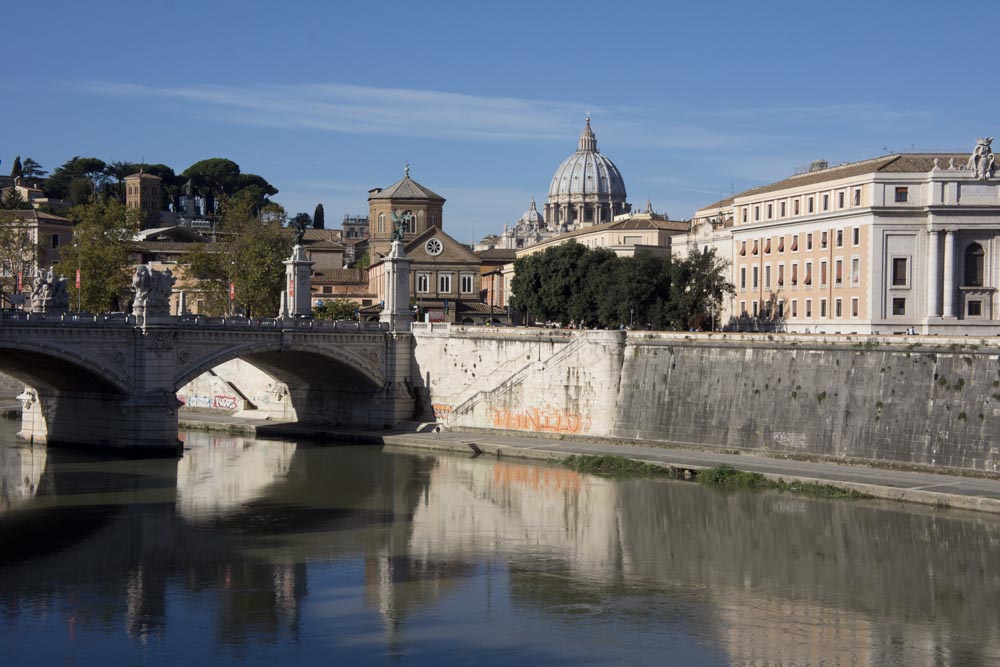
(413, 325, 1000, 474)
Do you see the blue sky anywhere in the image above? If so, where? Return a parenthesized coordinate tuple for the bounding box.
(3, 1, 998, 243)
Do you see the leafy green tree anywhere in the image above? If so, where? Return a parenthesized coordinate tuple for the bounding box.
(45, 156, 108, 202)
(663, 246, 734, 330)
(20, 158, 45, 180)
(1, 186, 30, 210)
(313, 203, 325, 229)
(183, 194, 289, 317)
(104, 161, 136, 202)
(9, 156, 22, 180)
(182, 159, 277, 214)
(57, 200, 143, 312)
(314, 298, 356, 320)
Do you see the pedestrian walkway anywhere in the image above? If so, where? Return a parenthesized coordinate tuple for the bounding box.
(178, 413, 1000, 515)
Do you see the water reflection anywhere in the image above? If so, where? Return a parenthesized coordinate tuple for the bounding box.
(0, 430, 999, 665)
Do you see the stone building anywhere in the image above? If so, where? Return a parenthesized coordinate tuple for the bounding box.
(685, 139, 1000, 334)
(368, 166, 445, 260)
(544, 117, 630, 230)
(125, 171, 163, 229)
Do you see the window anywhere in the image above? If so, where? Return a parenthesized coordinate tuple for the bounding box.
(378, 213, 386, 234)
(438, 272, 453, 293)
(805, 299, 812, 318)
(416, 272, 430, 293)
(891, 257, 908, 287)
(852, 227, 860, 245)
(835, 298, 842, 318)
(742, 208, 747, 223)
(740, 300, 746, 315)
(821, 231, 828, 249)
(838, 192, 845, 208)
(820, 260, 828, 287)
(777, 300, 784, 318)
(767, 204, 773, 219)
(892, 297, 906, 315)
(853, 189, 861, 206)
(791, 300, 798, 317)
(820, 299, 828, 317)
(752, 301, 759, 317)
(739, 240, 747, 256)
(804, 261, 812, 286)
(460, 273, 474, 294)
(778, 236, 784, 252)
(895, 187, 908, 203)
(403, 210, 416, 234)
(51, 234, 59, 249)
(777, 263, 784, 287)
(964, 242, 985, 286)
(851, 297, 859, 318)
(822, 194, 829, 211)
(808, 197, 814, 213)
(754, 206, 760, 221)
(752, 240, 759, 256)
(836, 229, 843, 247)
(791, 234, 799, 252)
(791, 262, 798, 286)
(851, 257, 860, 285)
(806, 233, 813, 250)
(835, 259, 843, 286)
(968, 300, 983, 317)
(794, 200, 800, 216)
(752, 266, 759, 289)
(764, 265, 771, 290)
(764, 238, 771, 254)
(740, 266, 747, 290)
(780, 202, 786, 217)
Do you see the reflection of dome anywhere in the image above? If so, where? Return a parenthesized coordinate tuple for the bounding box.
(518, 197, 544, 226)
(545, 117, 630, 230)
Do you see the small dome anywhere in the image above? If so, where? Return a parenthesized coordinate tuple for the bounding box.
(518, 197, 544, 226)
(547, 118, 627, 200)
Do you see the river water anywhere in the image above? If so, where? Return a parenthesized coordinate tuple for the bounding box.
(1, 423, 999, 666)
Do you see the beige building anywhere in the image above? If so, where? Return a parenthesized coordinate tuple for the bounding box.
(688, 144, 1000, 334)
(125, 171, 163, 229)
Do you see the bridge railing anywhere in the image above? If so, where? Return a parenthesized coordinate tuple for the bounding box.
(0, 311, 390, 332)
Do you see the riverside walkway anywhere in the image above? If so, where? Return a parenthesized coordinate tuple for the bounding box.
(179, 412, 1000, 515)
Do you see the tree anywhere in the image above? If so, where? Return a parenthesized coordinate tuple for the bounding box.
(290, 212, 312, 230)
(57, 200, 143, 313)
(313, 298, 356, 320)
(663, 247, 734, 330)
(183, 194, 289, 317)
(1, 186, 30, 210)
(9, 156, 22, 180)
(105, 161, 136, 203)
(45, 156, 108, 202)
(20, 158, 45, 180)
(313, 203, 325, 229)
(0, 210, 43, 305)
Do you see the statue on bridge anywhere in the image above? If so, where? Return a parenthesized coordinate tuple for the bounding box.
(30, 266, 69, 314)
(132, 265, 176, 319)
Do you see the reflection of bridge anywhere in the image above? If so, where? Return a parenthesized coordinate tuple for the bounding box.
(0, 313, 415, 451)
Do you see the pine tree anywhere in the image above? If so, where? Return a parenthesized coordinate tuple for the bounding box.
(313, 203, 325, 229)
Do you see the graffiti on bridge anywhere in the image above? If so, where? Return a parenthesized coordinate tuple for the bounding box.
(432, 403, 453, 423)
(488, 405, 592, 434)
(178, 394, 239, 410)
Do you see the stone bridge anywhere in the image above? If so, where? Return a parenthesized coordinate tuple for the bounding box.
(0, 312, 414, 453)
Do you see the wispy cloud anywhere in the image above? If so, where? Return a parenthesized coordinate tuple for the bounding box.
(75, 81, 596, 142)
(701, 102, 931, 125)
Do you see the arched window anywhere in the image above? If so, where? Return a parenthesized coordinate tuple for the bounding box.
(403, 210, 415, 234)
(378, 213, 385, 234)
(965, 242, 985, 286)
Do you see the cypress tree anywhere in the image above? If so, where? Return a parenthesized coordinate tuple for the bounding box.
(313, 203, 325, 229)
(10, 156, 22, 180)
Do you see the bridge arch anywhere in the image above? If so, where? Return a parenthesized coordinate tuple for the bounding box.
(0, 341, 130, 395)
(173, 340, 386, 392)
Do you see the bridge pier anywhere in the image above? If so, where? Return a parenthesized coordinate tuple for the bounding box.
(18, 387, 182, 455)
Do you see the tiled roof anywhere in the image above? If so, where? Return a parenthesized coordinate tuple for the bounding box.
(475, 248, 517, 261)
(307, 240, 345, 250)
(323, 268, 366, 283)
(456, 302, 507, 315)
(369, 175, 445, 201)
(2, 209, 73, 225)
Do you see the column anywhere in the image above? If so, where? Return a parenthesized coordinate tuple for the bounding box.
(942, 230, 956, 318)
(926, 230, 941, 318)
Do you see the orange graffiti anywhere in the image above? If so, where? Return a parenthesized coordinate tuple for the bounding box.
(489, 406, 592, 434)
(432, 403, 453, 422)
(492, 462, 582, 492)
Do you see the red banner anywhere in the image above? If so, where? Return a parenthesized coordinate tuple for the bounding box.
(288, 275, 294, 298)
(229, 281, 235, 300)
(75, 268, 81, 289)
(16, 272, 21, 291)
